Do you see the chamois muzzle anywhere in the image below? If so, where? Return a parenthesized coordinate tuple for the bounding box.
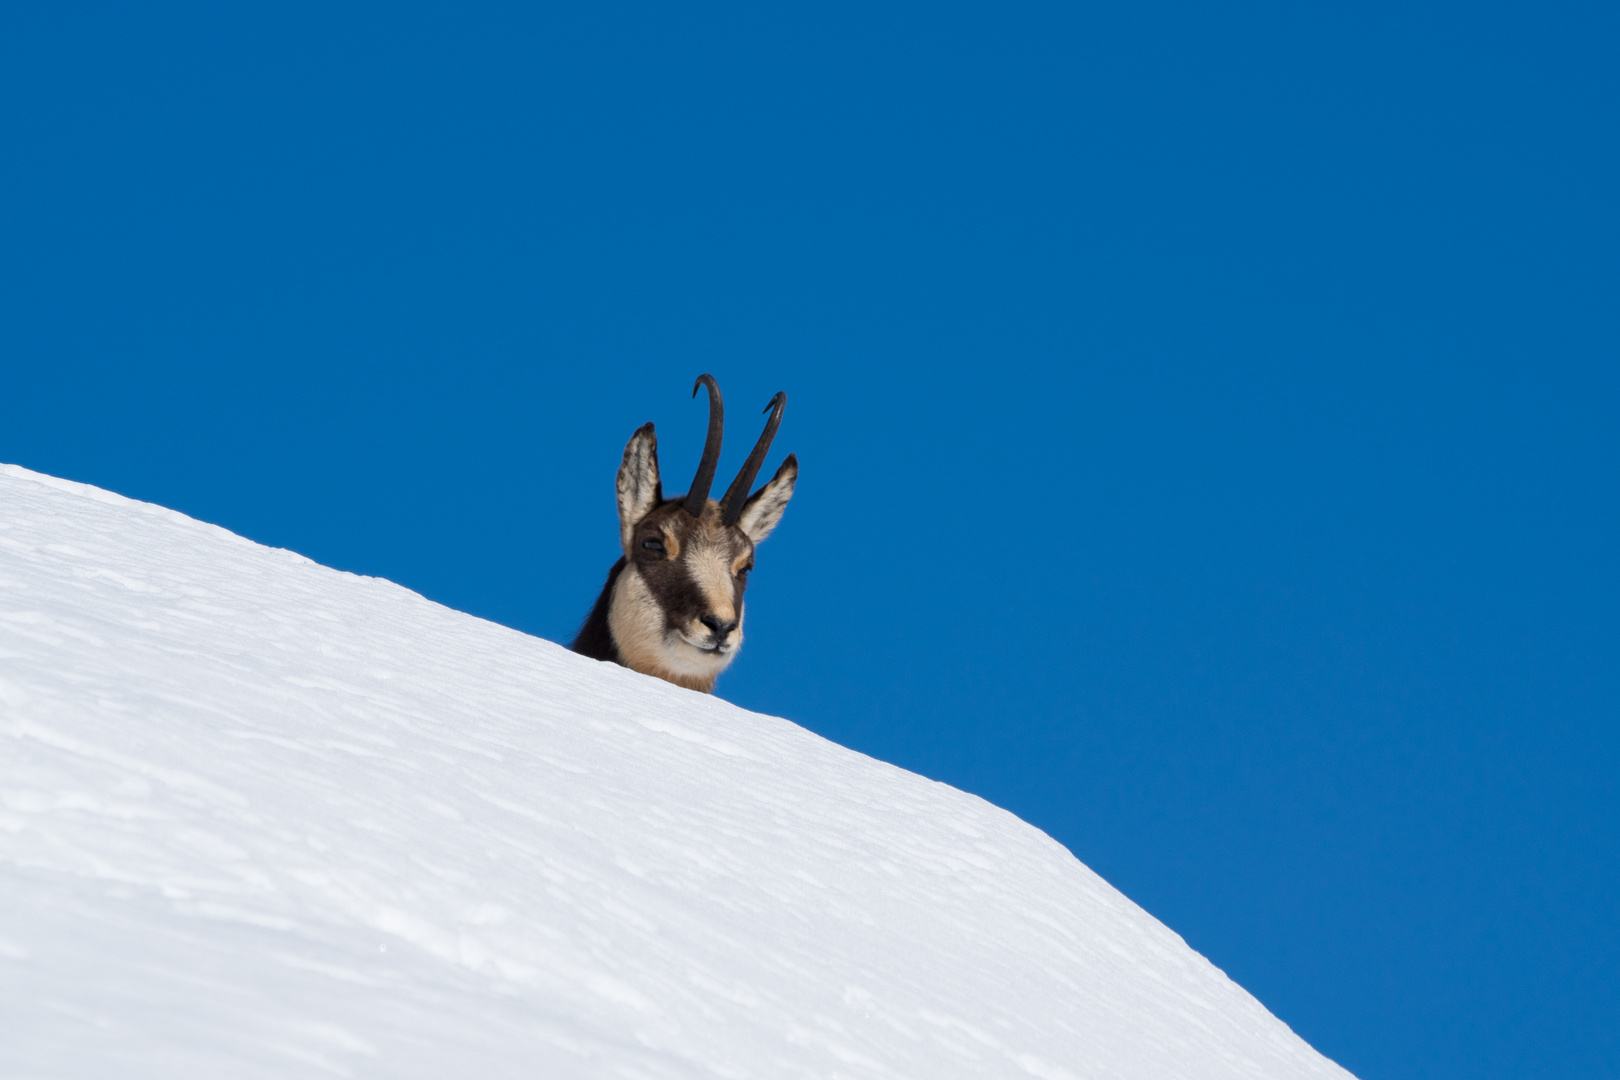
(699, 614, 739, 645)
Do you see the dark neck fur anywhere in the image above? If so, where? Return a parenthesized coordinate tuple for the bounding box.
(570, 557, 627, 663)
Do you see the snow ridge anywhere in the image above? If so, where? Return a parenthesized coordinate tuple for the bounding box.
(0, 464, 1352, 1078)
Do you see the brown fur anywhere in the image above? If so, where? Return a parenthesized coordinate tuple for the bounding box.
(571, 421, 796, 693)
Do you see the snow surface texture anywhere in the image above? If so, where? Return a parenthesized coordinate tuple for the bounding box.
(0, 463, 1353, 1080)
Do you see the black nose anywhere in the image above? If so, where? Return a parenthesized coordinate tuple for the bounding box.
(700, 614, 737, 639)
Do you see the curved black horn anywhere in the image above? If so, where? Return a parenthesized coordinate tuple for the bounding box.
(683, 374, 725, 516)
(721, 392, 786, 526)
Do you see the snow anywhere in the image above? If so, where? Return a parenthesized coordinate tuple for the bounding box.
(0, 463, 1354, 1079)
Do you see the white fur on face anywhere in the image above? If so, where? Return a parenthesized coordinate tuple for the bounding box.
(684, 544, 738, 627)
(608, 563, 738, 693)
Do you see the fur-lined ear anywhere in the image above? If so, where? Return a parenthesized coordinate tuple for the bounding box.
(736, 454, 796, 543)
(617, 422, 662, 554)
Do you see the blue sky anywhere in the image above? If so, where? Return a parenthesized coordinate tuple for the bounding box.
(2, 2, 1616, 1077)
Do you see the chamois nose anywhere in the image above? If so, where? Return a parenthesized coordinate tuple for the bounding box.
(700, 614, 737, 640)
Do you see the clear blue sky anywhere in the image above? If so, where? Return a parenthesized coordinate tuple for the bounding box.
(2, 3, 1615, 1077)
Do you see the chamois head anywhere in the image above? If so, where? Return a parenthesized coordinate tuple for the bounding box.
(570, 375, 797, 693)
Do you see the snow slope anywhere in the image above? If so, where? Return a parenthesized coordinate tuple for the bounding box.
(0, 463, 1353, 1079)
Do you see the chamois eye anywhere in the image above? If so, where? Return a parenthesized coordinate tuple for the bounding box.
(736, 564, 752, 579)
(641, 538, 665, 553)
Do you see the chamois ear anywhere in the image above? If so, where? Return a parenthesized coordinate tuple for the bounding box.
(736, 454, 796, 543)
(616, 422, 662, 554)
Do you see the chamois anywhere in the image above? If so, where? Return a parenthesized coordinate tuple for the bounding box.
(570, 375, 797, 693)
